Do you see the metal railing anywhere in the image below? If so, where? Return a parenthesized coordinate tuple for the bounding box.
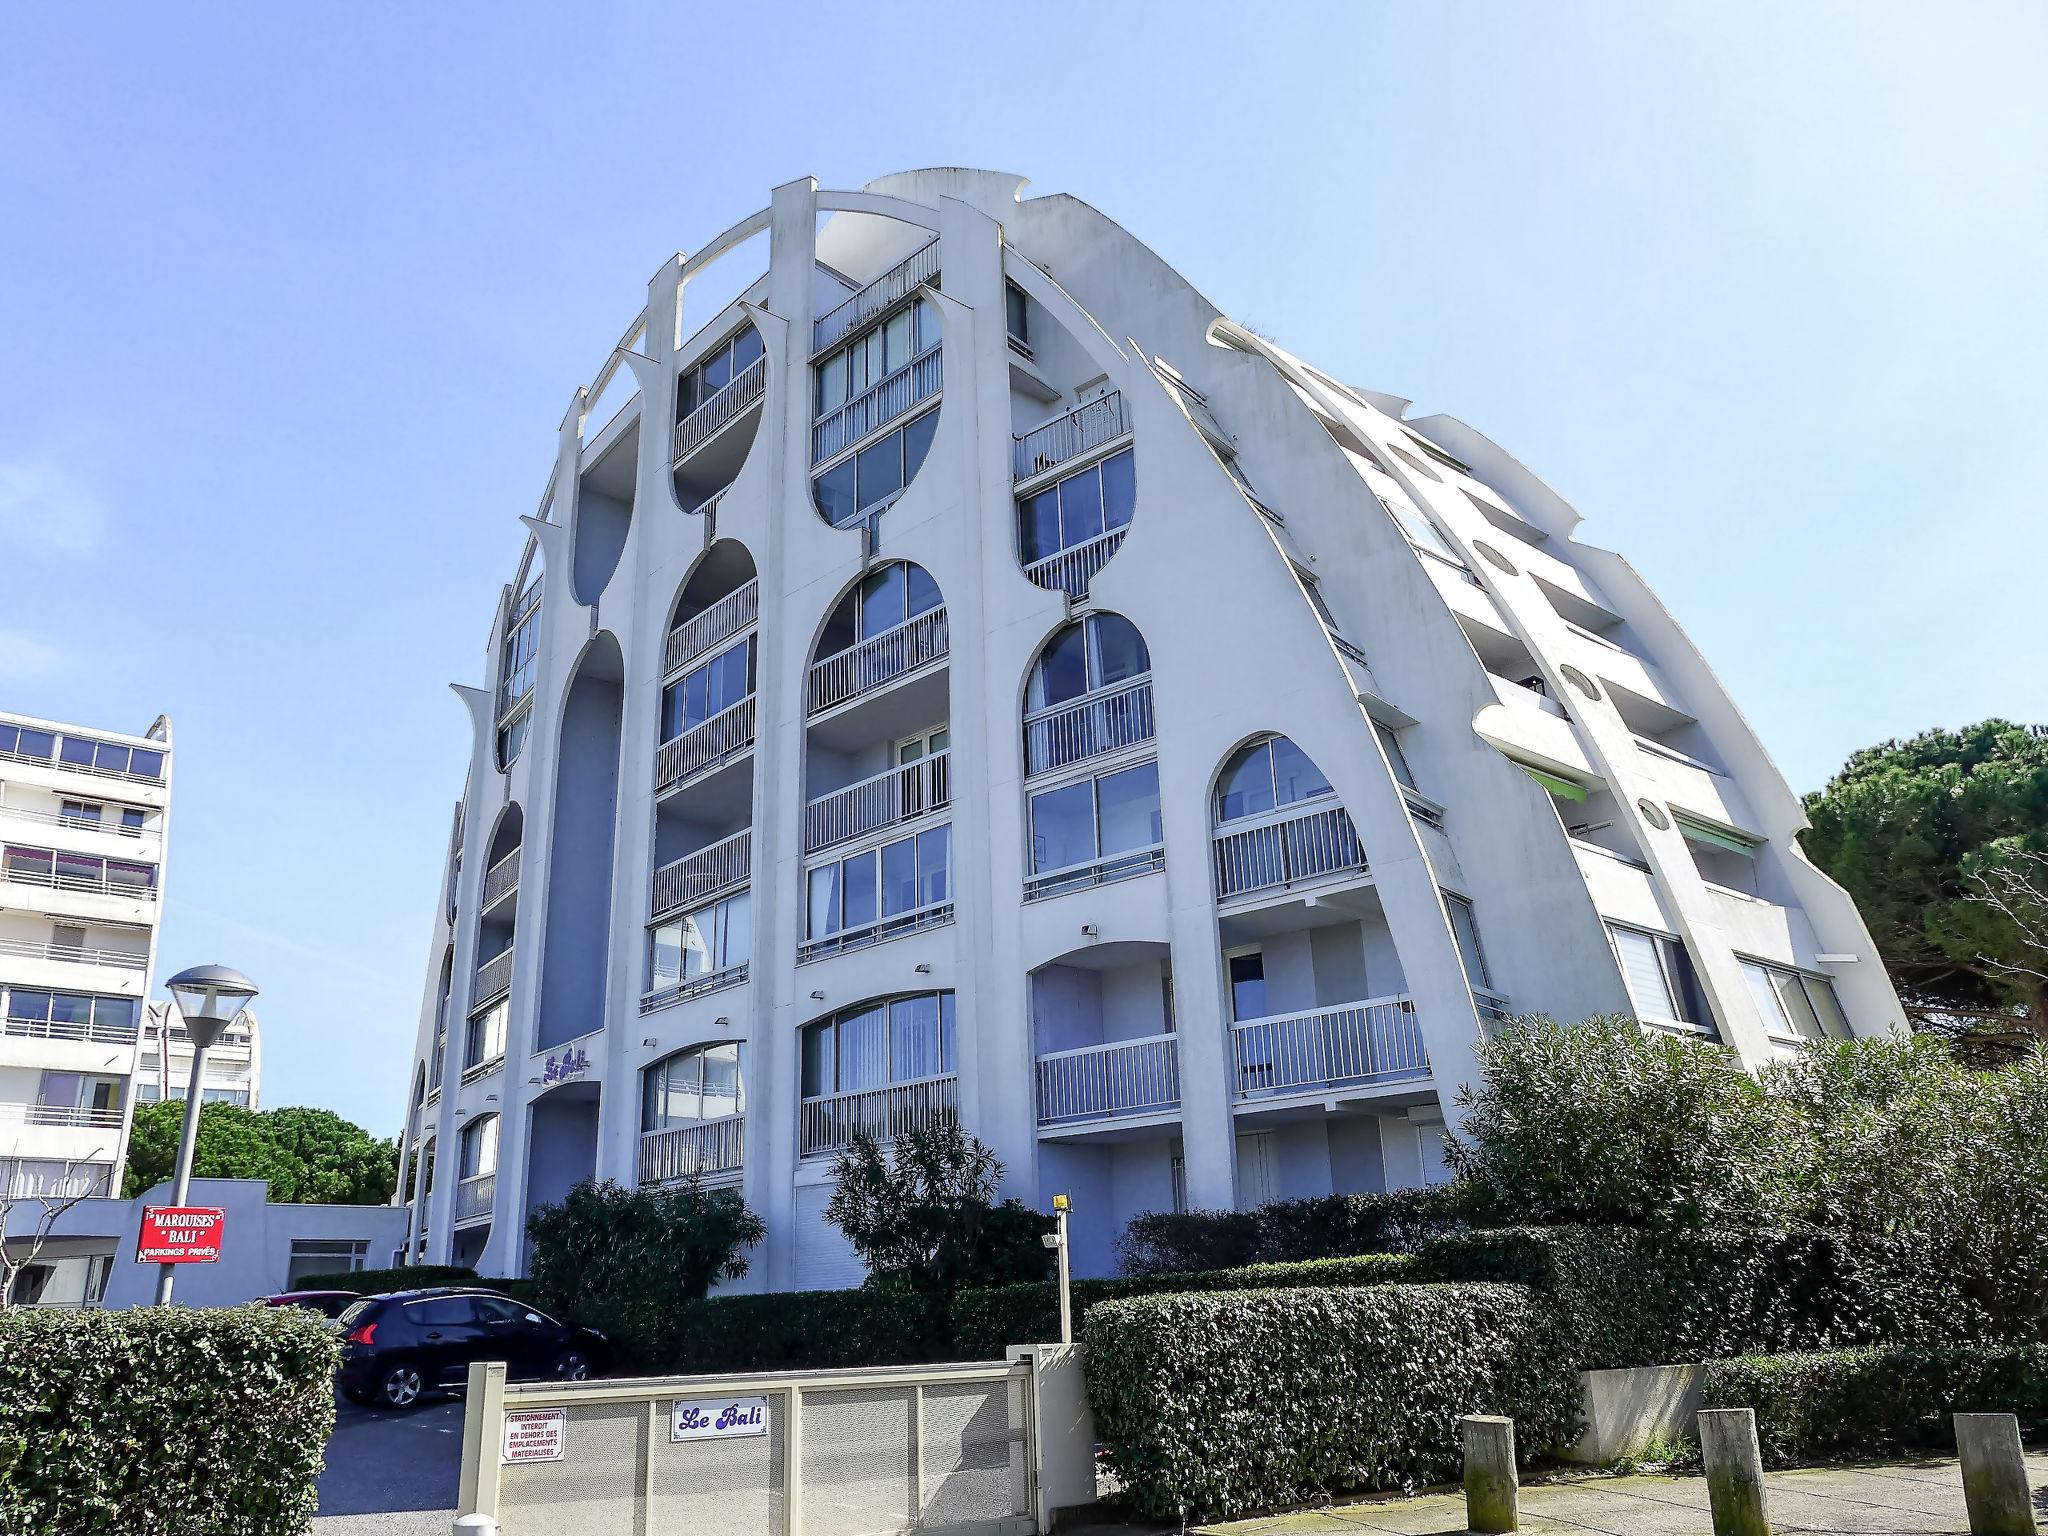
(1024, 677, 1153, 777)
(1473, 988, 1514, 1027)
(812, 239, 940, 354)
(797, 899, 953, 964)
(812, 346, 941, 463)
(1230, 995, 1429, 1099)
(637, 1113, 745, 1185)
(3, 1016, 140, 1046)
(459, 1054, 504, 1086)
(480, 847, 520, 909)
(638, 960, 748, 1014)
(673, 354, 767, 464)
(664, 580, 759, 677)
(804, 752, 949, 854)
(0, 861, 157, 901)
(0, 744, 166, 787)
(1212, 799, 1367, 901)
(1023, 845, 1164, 903)
(650, 828, 751, 917)
(473, 948, 514, 1007)
(0, 801, 150, 838)
(800, 1073, 957, 1158)
(454, 1171, 495, 1225)
(655, 695, 756, 790)
(807, 608, 948, 715)
(1013, 391, 1130, 480)
(1403, 789, 1448, 830)
(1035, 1035, 1180, 1127)
(0, 935, 148, 970)
(0, 1103, 125, 1130)
(1021, 526, 1126, 599)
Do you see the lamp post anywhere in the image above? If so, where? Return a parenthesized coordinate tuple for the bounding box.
(155, 964, 258, 1305)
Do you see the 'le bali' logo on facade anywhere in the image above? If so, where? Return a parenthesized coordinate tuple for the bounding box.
(670, 1395, 769, 1442)
(541, 1048, 590, 1085)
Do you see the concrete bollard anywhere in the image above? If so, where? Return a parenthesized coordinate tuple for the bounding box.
(1461, 1414, 1519, 1533)
(452, 1516, 499, 1536)
(1955, 1413, 2037, 1536)
(1698, 1409, 1772, 1536)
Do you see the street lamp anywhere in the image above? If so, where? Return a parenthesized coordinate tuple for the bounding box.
(155, 964, 258, 1304)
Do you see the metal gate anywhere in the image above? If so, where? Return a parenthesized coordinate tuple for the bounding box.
(456, 1355, 1051, 1536)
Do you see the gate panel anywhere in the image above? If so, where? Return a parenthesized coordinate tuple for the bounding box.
(499, 1399, 642, 1536)
(650, 1391, 787, 1533)
(801, 1386, 917, 1536)
(920, 1379, 1030, 1527)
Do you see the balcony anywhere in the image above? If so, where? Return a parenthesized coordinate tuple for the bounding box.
(1212, 800, 1368, 902)
(1231, 995, 1429, 1102)
(0, 857, 157, 903)
(650, 828, 751, 919)
(655, 695, 756, 793)
(813, 347, 941, 465)
(1023, 845, 1164, 904)
(459, 1054, 504, 1086)
(0, 801, 152, 840)
(0, 935, 148, 972)
(807, 609, 948, 716)
(3, 1015, 139, 1048)
(1035, 1035, 1180, 1129)
(805, 753, 949, 856)
(664, 580, 759, 677)
(0, 740, 166, 788)
(673, 355, 767, 466)
(479, 847, 520, 911)
(638, 1113, 745, 1185)
(1022, 527, 1126, 601)
(1024, 678, 1154, 778)
(638, 961, 747, 1015)
(797, 899, 953, 965)
(799, 1073, 957, 1159)
(453, 1171, 495, 1226)
(0, 1103, 125, 1131)
(1014, 391, 1130, 482)
(473, 948, 514, 1008)
(813, 239, 940, 355)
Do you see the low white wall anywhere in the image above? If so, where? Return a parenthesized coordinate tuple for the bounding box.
(1566, 1363, 1704, 1464)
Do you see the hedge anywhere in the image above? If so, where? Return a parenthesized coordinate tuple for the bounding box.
(1116, 1189, 1463, 1274)
(642, 1287, 950, 1375)
(0, 1305, 339, 1536)
(1704, 1346, 2048, 1465)
(293, 1263, 478, 1294)
(952, 1253, 1415, 1359)
(1084, 1282, 1580, 1520)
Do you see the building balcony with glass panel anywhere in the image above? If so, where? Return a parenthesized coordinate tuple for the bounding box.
(1018, 443, 1135, 600)
(1030, 941, 1180, 1138)
(798, 992, 957, 1158)
(1210, 736, 1369, 905)
(655, 635, 756, 796)
(638, 1042, 745, 1186)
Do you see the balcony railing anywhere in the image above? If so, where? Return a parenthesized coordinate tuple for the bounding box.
(0, 861, 156, 902)
(0, 1103, 125, 1130)
(0, 935, 148, 970)
(4, 1016, 140, 1047)
(473, 948, 514, 1007)
(655, 695, 757, 791)
(1014, 391, 1130, 481)
(0, 801, 150, 838)
(459, 1054, 504, 1086)
(800, 1073, 957, 1159)
(797, 899, 953, 965)
(673, 355, 767, 464)
(807, 608, 948, 715)
(1402, 789, 1447, 831)
(651, 828, 752, 918)
(454, 1171, 495, 1225)
(480, 847, 520, 910)
(664, 581, 760, 677)
(0, 743, 166, 787)
(1021, 527, 1126, 600)
(812, 346, 941, 464)
(813, 239, 940, 355)
(638, 960, 748, 1014)
(1212, 800, 1367, 901)
(1230, 995, 1429, 1100)
(1024, 677, 1154, 778)
(638, 1113, 746, 1185)
(1023, 845, 1164, 904)
(804, 752, 949, 855)
(1035, 1035, 1180, 1127)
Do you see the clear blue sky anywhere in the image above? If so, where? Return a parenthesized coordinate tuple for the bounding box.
(2, 3, 2043, 1134)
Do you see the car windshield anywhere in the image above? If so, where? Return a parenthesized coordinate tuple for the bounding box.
(336, 1297, 380, 1325)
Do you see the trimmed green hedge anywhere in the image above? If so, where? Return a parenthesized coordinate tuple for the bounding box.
(292, 1263, 478, 1293)
(653, 1288, 948, 1374)
(0, 1305, 339, 1535)
(953, 1253, 1416, 1359)
(1084, 1282, 1580, 1520)
(1704, 1346, 2048, 1465)
(1116, 1189, 1463, 1274)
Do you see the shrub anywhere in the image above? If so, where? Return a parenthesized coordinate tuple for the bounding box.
(0, 1304, 339, 1535)
(1084, 1283, 1580, 1520)
(1704, 1346, 2048, 1464)
(1116, 1188, 1460, 1276)
(293, 1263, 478, 1293)
(953, 1253, 1415, 1358)
(655, 1287, 949, 1374)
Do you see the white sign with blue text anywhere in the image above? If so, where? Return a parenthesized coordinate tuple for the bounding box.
(670, 1394, 770, 1442)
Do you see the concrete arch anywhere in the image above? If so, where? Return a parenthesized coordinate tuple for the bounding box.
(484, 802, 524, 866)
(1209, 732, 1339, 827)
(805, 558, 945, 671)
(667, 538, 758, 635)
(536, 631, 625, 1053)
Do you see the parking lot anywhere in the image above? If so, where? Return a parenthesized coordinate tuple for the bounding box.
(312, 1389, 463, 1534)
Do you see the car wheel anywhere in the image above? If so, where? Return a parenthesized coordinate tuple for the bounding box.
(377, 1361, 425, 1409)
(554, 1350, 591, 1382)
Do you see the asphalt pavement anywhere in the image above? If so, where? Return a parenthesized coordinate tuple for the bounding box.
(311, 1387, 463, 1534)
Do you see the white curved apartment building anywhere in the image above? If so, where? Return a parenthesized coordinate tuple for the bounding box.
(396, 169, 1902, 1285)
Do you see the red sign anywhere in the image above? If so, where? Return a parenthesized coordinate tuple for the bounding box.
(137, 1206, 226, 1264)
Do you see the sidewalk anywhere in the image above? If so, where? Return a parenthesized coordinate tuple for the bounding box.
(1192, 1453, 2048, 1535)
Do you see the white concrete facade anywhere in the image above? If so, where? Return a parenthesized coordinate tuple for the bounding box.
(395, 170, 1903, 1286)
(0, 708, 171, 1211)
(137, 1000, 263, 1111)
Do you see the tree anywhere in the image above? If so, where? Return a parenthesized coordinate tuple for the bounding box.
(825, 1114, 1052, 1296)
(1801, 721, 2048, 1059)
(120, 1102, 397, 1203)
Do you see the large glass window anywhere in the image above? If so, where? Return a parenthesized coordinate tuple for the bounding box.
(1742, 959, 1850, 1043)
(1214, 736, 1333, 824)
(677, 325, 764, 419)
(500, 602, 541, 718)
(465, 999, 507, 1068)
(800, 992, 956, 1098)
(1378, 493, 1462, 563)
(1, 990, 137, 1039)
(813, 409, 938, 527)
(1373, 721, 1418, 791)
(1607, 923, 1713, 1033)
(1026, 614, 1150, 712)
(1227, 950, 1268, 1021)
(1028, 762, 1161, 877)
(807, 827, 951, 942)
(1018, 447, 1135, 565)
(814, 298, 940, 417)
(0, 724, 55, 762)
(815, 561, 942, 660)
(1445, 894, 1494, 992)
(642, 1042, 746, 1132)
(458, 1114, 499, 1179)
(660, 636, 755, 741)
(647, 890, 751, 991)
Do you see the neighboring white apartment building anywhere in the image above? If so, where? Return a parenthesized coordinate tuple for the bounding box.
(0, 710, 171, 1213)
(138, 1000, 262, 1111)
(395, 169, 1903, 1285)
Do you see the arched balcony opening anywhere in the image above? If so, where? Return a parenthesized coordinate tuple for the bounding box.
(802, 562, 952, 961)
(468, 807, 520, 1080)
(1030, 940, 1179, 1134)
(798, 991, 956, 1160)
(1023, 613, 1154, 779)
(811, 296, 942, 531)
(536, 634, 624, 1054)
(1210, 735, 1366, 903)
(496, 542, 545, 771)
(451, 1112, 497, 1265)
(428, 950, 453, 1097)
(638, 1042, 746, 1188)
(672, 321, 768, 517)
(573, 410, 637, 606)
(655, 543, 758, 810)
(413, 1134, 436, 1258)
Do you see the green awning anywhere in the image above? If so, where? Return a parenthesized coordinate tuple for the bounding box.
(1674, 812, 1759, 856)
(1517, 764, 1587, 802)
